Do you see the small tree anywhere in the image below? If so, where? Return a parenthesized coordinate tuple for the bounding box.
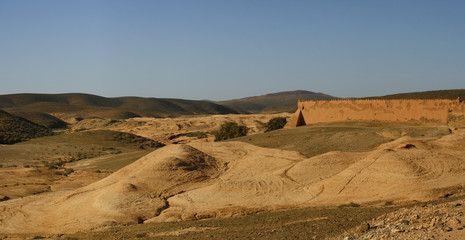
(265, 117, 287, 132)
(214, 121, 248, 141)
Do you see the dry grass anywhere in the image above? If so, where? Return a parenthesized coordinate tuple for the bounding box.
(234, 122, 452, 158)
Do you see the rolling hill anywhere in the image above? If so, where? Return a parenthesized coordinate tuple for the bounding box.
(3, 89, 461, 120)
(367, 89, 465, 100)
(0, 93, 238, 119)
(0, 109, 52, 144)
(12, 111, 69, 129)
(217, 90, 338, 113)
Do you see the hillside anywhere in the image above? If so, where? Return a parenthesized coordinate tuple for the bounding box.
(218, 90, 338, 113)
(2, 126, 465, 234)
(12, 111, 68, 129)
(0, 93, 238, 119)
(367, 89, 465, 100)
(0, 109, 52, 144)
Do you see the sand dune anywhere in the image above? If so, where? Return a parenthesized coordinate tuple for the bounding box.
(1, 130, 465, 234)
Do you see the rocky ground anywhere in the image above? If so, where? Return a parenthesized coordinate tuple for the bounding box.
(335, 197, 465, 240)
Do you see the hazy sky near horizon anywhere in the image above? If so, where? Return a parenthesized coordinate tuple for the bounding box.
(1, 0, 464, 100)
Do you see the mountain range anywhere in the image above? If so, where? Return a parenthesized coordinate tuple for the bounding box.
(1, 89, 464, 121)
(0, 90, 336, 119)
(218, 90, 338, 113)
(0, 93, 237, 119)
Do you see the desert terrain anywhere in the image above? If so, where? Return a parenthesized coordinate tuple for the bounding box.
(3, 0, 465, 236)
(1, 94, 465, 239)
(0, 114, 465, 238)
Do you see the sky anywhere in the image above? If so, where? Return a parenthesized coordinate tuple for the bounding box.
(1, 0, 464, 101)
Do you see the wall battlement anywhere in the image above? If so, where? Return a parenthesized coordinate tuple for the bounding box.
(286, 98, 465, 127)
(298, 98, 462, 103)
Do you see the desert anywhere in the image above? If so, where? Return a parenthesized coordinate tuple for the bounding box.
(0, 90, 465, 239)
(3, 1, 465, 238)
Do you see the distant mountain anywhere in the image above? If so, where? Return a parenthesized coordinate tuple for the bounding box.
(0, 93, 238, 119)
(0, 109, 52, 144)
(366, 89, 465, 100)
(218, 90, 338, 113)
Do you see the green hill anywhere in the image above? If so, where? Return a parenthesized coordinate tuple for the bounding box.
(218, 90, 338, 113)
(0, 93, 238, 119)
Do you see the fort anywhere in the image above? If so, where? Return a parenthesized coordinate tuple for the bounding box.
(286, 98, 465, 127)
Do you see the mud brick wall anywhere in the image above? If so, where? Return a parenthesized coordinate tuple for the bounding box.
(286, 98, 465, 127)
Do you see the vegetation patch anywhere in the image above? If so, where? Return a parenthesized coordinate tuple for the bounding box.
(339, 202, 361, 208)
(12, 111, 68, 129)
(185, 131, 208, 138)
(63, 168, 74, 176)
(0, 130, 165, 170)
(0, 109, 52, 144)
(213, 121, 248, 141)
(384, 200, 394, 206)
(169, 131, 208, 141)
(265, 117, 287, 132)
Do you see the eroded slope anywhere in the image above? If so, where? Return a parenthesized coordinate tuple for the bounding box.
(1, 129, 465, 234)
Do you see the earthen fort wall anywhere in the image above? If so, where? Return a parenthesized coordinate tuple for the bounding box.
(286, 98, 465, 127)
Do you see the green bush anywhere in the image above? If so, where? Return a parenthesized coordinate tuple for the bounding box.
(214, 122, 248, 141)
(265, 117, 287, 132)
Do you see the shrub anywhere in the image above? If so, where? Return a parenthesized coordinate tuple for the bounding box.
(44, 160, 65, 169)
(348, 202, 361, 207)
(338, 202, 361, 208)
(384, 200, 394, 206)
(63, 168, 74, 176)
(265, 117, 287, 132)
(186, 131, 207, 138)
(214, 122, 248, 141)
(44, 162, 57, 169)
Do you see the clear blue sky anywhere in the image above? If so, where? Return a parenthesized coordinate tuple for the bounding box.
(1, 0, 464, 100)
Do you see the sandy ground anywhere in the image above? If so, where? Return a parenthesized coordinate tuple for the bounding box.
(1, 128, 465, 234)
(70, 113, 291, 143)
